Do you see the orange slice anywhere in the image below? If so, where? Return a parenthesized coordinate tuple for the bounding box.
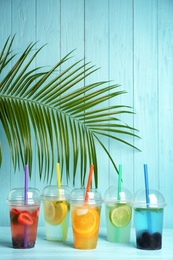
(72, 206, 99, 235)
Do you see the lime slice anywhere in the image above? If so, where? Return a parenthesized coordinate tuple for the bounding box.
(110, 204, 132, 227)
(44, 201, 55, 223)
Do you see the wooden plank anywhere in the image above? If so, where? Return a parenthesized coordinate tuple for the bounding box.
(133, 0, 159, 191)
(35, 0, 60, 66)
(60, 0, 85, 187)
(60, 0, 84, 60)
(0, 0, 13, 227)
(35, 0, 60, 184)
(157, 0, 173, 228)
(109, 0, 134, 197)
(11, 0, 36, 49)
(9, 0, 36, 188)
(0, 0, 11, 46)
(85, 0, 109, 192)
(35, 0, 61, 226)
(3, 0, 37, 227)
(84, 0, 109, 228)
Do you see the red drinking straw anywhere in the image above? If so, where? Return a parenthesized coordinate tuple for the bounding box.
(85, 164, 94, 201)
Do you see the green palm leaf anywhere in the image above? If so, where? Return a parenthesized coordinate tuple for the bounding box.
(0, 36, 140, 187)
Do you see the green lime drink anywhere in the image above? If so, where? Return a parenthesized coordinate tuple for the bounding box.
(105, 202, 132, 242)
(104, 186, 132, 243)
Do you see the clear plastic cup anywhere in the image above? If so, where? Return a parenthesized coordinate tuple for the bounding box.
(7, 187, 41, 249)
(104, 186, 132, 243)
(133, 188, 166, 250)
(42, 185, 71, 241)
(70, 188, 102, 249)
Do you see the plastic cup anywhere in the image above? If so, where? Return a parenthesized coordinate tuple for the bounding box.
(133, 188, 166, 250)
(42, 185, 71, 241)
(7, 187, 41, 249)
(70, 188, 102, 250)
(104, 186, 132, 243)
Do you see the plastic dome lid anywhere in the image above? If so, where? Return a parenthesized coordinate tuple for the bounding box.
(133, 188, 166, 208)
(42, 185, 71, 200)
(104, 185, 132, 203)
(7, 187, 41, 205)
(70, 188, 102, 205)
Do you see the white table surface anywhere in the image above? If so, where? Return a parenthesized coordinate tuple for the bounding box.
(0, 227, 172, 260)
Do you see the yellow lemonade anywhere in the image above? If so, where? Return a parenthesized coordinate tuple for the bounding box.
(43, 200, 70, 241)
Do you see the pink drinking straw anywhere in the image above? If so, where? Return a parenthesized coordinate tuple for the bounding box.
(85, 164, 94, 201)
(24, 164, 28, 248)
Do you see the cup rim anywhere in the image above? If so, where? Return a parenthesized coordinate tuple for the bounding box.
(133, 201, 167, 208)
(7, 200, 40, 206)
(41, 195, 70, 201)
(104, 198, 132, 204)
(70, 199, 103, 206)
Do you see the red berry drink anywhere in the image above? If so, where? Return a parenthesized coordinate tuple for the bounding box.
(10, 205, 40, 248)
(7, 187, 41, 249)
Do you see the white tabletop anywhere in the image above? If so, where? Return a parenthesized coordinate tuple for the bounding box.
(0, 227, 172, 259)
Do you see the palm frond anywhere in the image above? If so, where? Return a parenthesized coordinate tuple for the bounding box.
(0, 36, 140, 187)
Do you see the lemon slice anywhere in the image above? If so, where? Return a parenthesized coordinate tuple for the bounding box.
(51, 201, 68, 225)
(44, 200, 68, 225)
(72, 206, 99, 235)
(44, 201, 55, 223)
(110, 204, 132, 227)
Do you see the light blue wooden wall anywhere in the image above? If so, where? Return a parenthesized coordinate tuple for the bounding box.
(0, 0, 173, 229)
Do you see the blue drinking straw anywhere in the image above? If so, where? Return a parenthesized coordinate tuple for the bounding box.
(143, 164, 152, 233)
(117, 164, 122, 200)
(144, 164, 150, 207)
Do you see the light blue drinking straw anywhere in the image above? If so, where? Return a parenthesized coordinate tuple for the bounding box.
(143, 164, 152, 233)
(144, 164, 150, 207)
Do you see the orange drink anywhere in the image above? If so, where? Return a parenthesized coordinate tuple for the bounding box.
(71, 188, 102, 249)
